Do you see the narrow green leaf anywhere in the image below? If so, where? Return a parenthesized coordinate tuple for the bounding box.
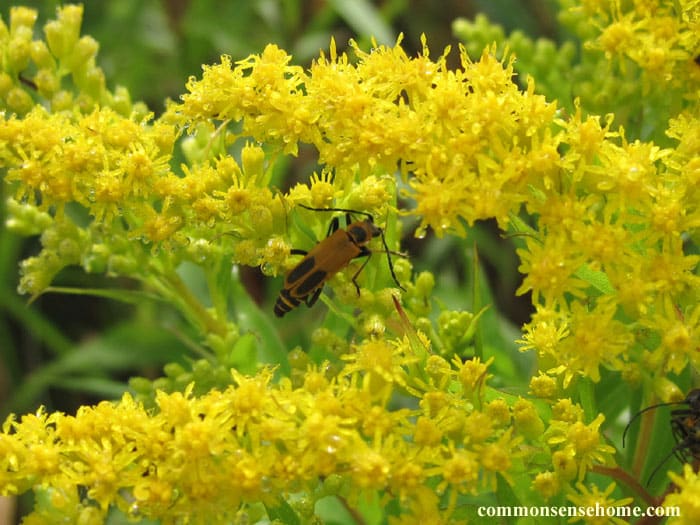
(578, 377, 597, 421)
(3, 320, 188, 414)
(50, 376, 128, 398)
(328, 0, 395, 45)
(2, 291, 73, 356)
(43, 286, 164, 305)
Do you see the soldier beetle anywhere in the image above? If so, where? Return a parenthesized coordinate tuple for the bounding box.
(274, 205, 404, 317)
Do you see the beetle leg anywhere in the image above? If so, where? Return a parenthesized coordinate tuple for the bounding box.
(305, 286, 323, 308)
(377, 230, 407, 292)
(290, 248, 308, 256)
(350, 246, 372, 296)
(325, 216, 341, 237)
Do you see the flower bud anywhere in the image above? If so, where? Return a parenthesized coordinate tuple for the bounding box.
(35, 68, 60, 97)
(30, 40, 55, 69)
(8, 36, 31, 71)
(10, 7, 37, 33)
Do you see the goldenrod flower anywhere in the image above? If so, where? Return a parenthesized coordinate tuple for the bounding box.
(567, 482, 633, 525)
(665, 465, 700, 524)
(548, 413, 615, 482)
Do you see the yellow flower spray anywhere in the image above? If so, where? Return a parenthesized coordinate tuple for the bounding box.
(1, 2, 699, 523)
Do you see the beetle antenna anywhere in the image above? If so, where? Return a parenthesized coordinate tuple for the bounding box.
(645, 439, 689, 486)
(623, 400, 683, 448)
(296, 203, 373, 222)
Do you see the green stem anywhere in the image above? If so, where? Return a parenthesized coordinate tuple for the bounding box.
(472, 241, 484, 361)
(632, 396, 658, 481)
(154, 271, 228, 339)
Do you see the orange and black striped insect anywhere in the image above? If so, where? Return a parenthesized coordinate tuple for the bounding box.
(274, 205, 405, 317)
(623, 389, 700, 485)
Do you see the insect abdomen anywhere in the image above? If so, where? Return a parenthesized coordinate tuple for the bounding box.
(274, 288, 300, 317)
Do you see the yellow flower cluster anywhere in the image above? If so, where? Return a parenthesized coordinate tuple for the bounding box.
(567, 0, 700, 89)
(1, 350, 601, 524)
(517, 106, 700, 388)
(174, 37, 557, 237)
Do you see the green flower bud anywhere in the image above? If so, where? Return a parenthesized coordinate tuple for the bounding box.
(288, 348, 310, 370)
(321, 474, 345, 496)
(414, 270, 435, 296)
(82, 244, 110, 274)
(292, 496, 314, 518)
(152, 377, 172, 392)
(8, 36, 31, 71)
(44, 5, 83, 59)
(241, 143, 265, 180)
(249, 204, 273, 236)
(192, 359, 213, 380)
(438, 310, 475, 353)
(652, 376, 684, 403)
(0, 72, 13, 96)
(75, 92, 96, 113)
(57, 237, 82, 261)
(415, 316, 431, 336)
(425, 354, 451, 382)
(44, 21, 71, 60)
(30, 40, 56, 69)
(35, 68, 60, 97)
(18, 254, 57, 295)
(51, 90, 74, 111)
(5, 198, 53, 235)
(111, 85, 132, 116)
(163, 363, 186, 379)
(9, 6, 38, 33)
(5, 86, 33, 114)
(361, 314, 386, 338)
(173, 371, 194, 389)
(107, 254, 140, 275)
(513, 398, 545, 439)
(128, 376, 154, 396)
(77, 65, 106, 98)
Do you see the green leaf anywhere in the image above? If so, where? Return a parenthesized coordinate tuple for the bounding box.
(228, 332, 258, 374)
(230, 266, 290, 374)
(42, 286, 164, 305)
(328, 0, 395, 45)
(3, 320, 188, 415)
(264, 497, 301, 525)
(578, 377, 597, 421)
(50, 376, 128, 398)
(574, 264, 615, 295)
